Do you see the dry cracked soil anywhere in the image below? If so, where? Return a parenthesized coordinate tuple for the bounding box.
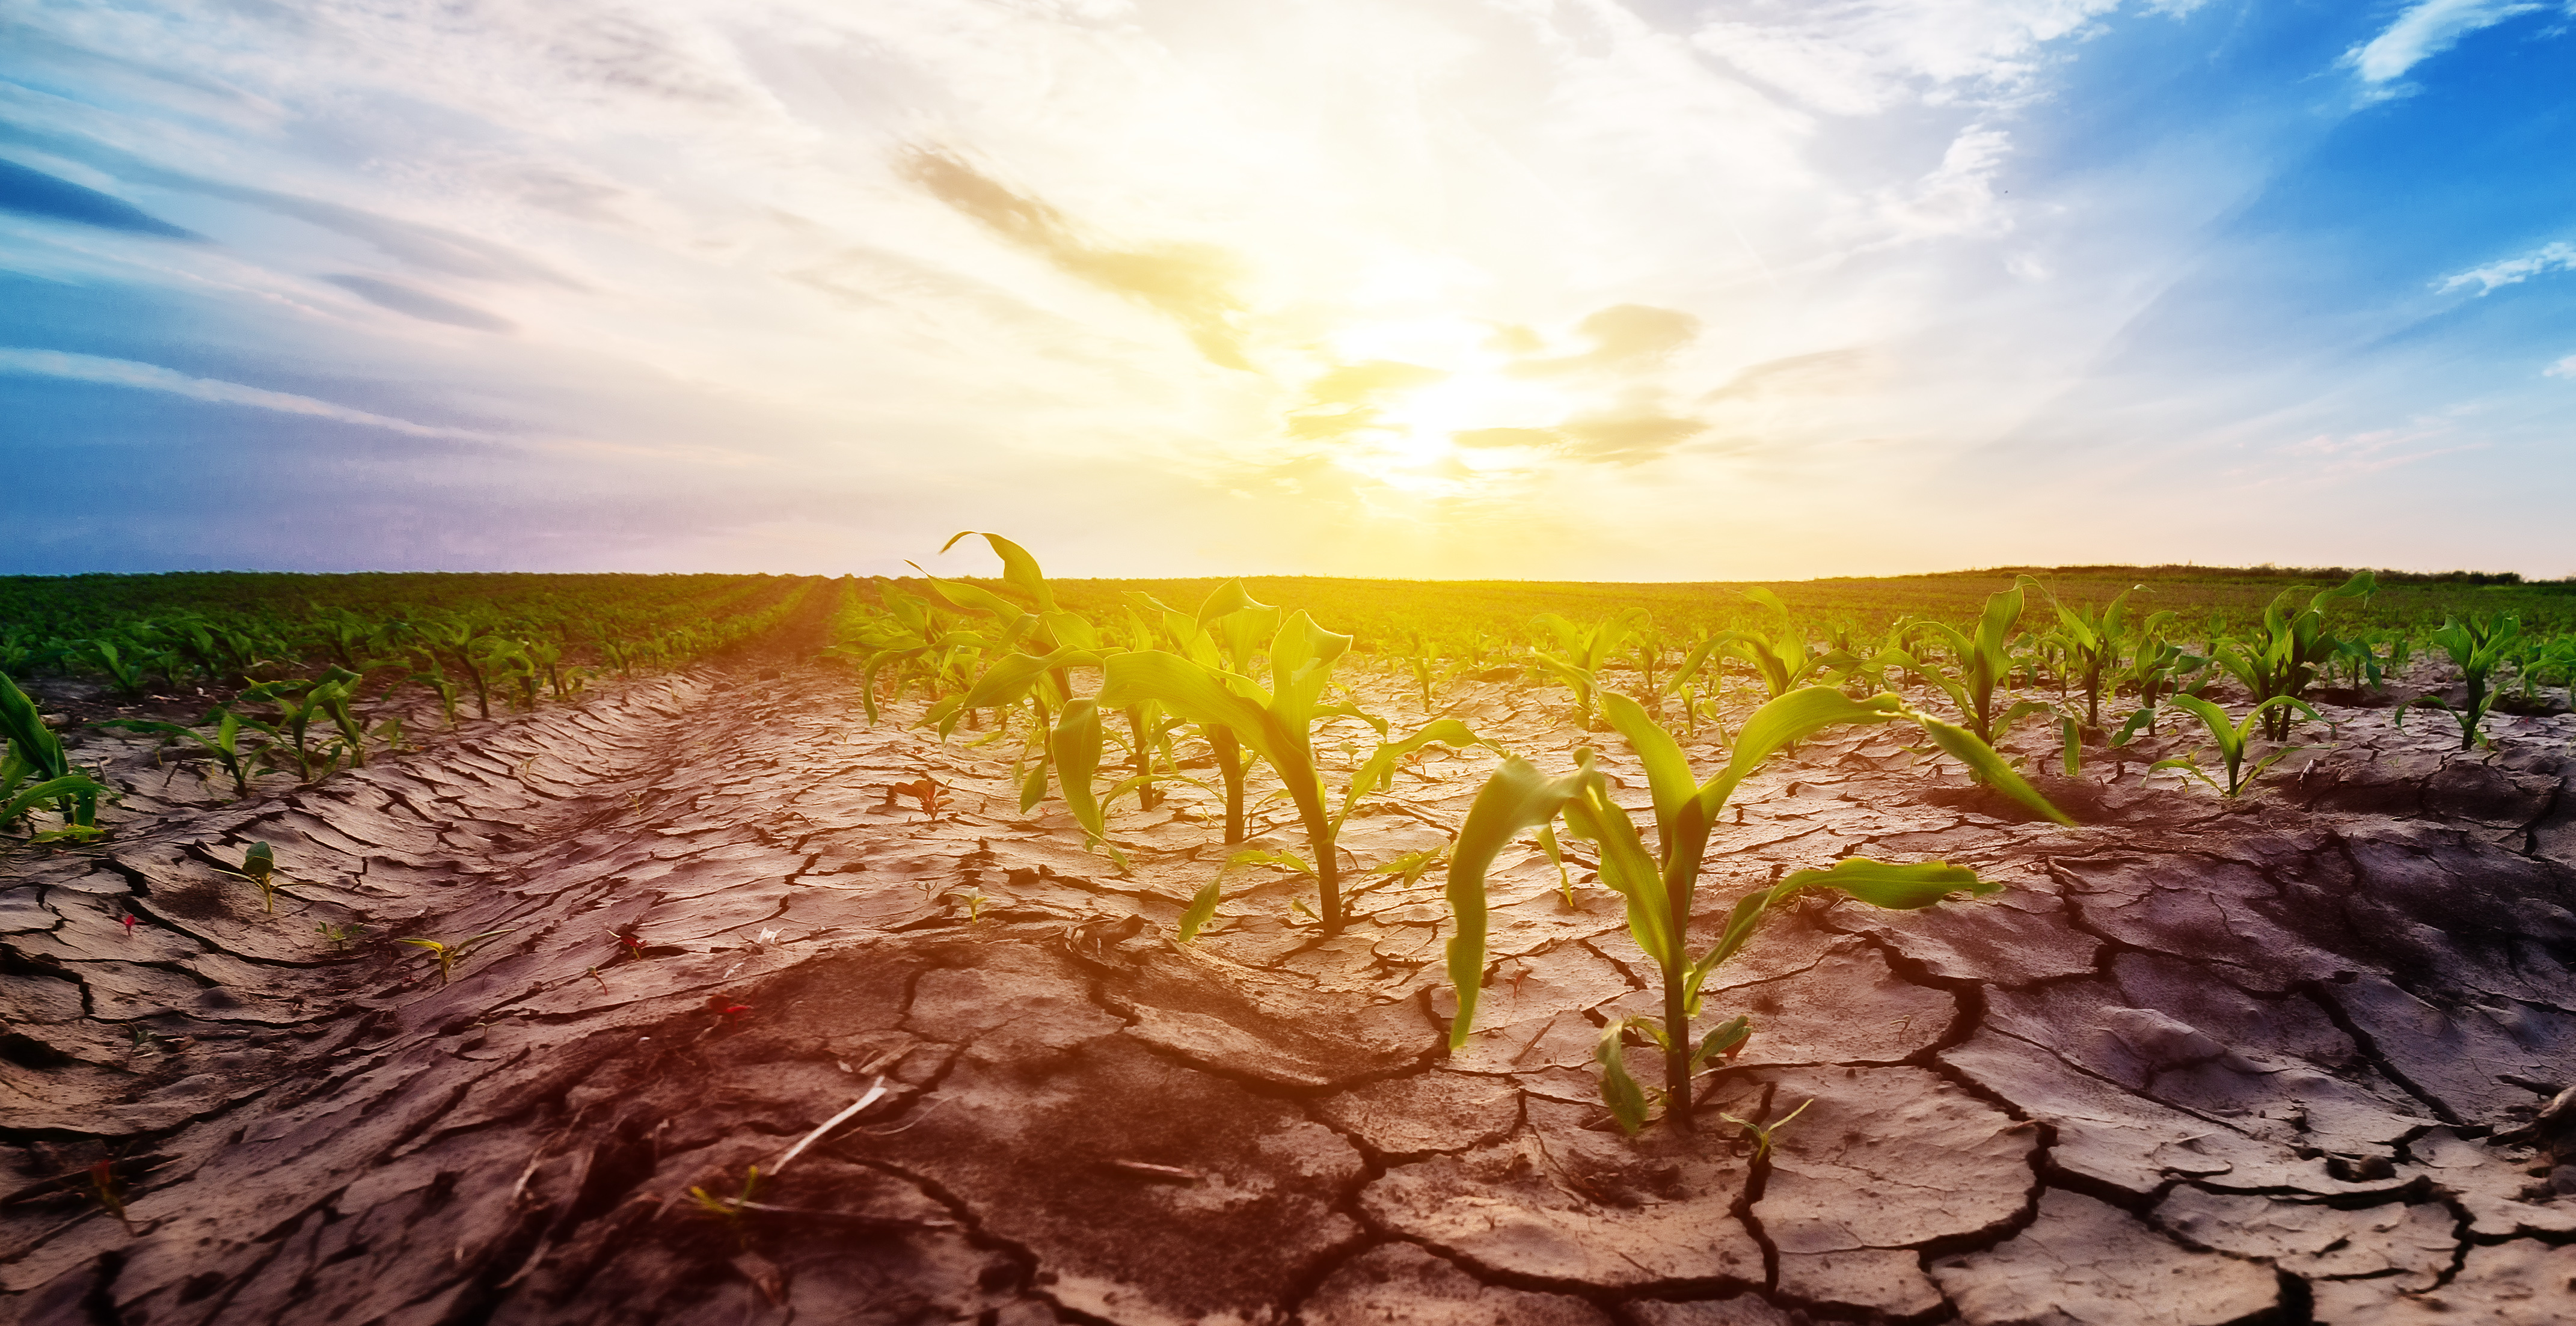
(8, 646, 2576, 1326)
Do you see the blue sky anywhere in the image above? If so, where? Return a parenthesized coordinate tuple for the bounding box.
(2, 0, 2571, 579)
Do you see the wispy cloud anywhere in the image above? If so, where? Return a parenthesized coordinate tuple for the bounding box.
(2345, 0, 2553, 88)
(1506, 305, 1702, 378)
(2437, 240, 2576, 294)
(898, 147, 1250, 370)
(1690, 0, 2129, 116)
(0, 349, 502, 440)
(2547, 354, 2576, 379)
(0, 156, 200, 240)
(322, 275, 515, 332)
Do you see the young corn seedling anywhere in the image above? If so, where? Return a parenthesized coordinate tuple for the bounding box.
(1718, 1094, 1813, 1161)
(1528, 609, 1648, 729)
(2035, 581, 2144, 732)
(2397, 613, 2522, 750)
(97, 707, 265, 797)
(221, 842, 283, 912)
(1125, 579, 1283, 844)
(2151, 694, 2319, 797)
(397, 927, 517, 986)
(1907, 581, 2048, 747)
(1444, 688, 2062, 1133)
(410, 655, 462, 729)
(1100, 611, 1486, 934)
(2210, 573, 2376, 741)
(1712, 589, 1853, 702)
(315, 920, 361, 951)
(75, 638, 153, 698)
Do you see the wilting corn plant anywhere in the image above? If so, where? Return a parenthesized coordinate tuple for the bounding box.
(1443, 688, 2064, 1132)
(1100, 611, 1485, 933)
(2396, 613, 2521, 751)
(1528, 609, 1647, 729)
(2152, 694, 2319, 796)
(1, 673, 106, 842)
(2210, 573, 2376, 741)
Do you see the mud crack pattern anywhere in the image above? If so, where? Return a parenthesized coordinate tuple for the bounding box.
(7, 664, 2576, 1325)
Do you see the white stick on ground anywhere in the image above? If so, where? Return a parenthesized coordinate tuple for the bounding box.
(769, 1078, 889, 1176)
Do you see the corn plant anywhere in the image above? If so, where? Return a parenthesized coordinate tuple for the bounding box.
(2150, 694, 2318, 796)
(1443, 688, 2062, 1132)
(97, 707, 266, 796)
(1100, 611, 1483, 934)
(1, 673, 105, 842)
(2035, 582, 2144, 731)
(397, 927, 516, 985)
(241, 673, 359, 783)
(1117, 580, 1286, 843)
(1906, 581, 2046, 745)
(2108, 611, 2202, 737)
(1711, 589, 1848, 702)
(410, 656, 462, 729)
(213, 841, 284, 912)
(75, 638, 154, 697)
(2396, 613, 2521, 751)
(1528, 609, 1647, 729)
(2210, 573, 2376, 741)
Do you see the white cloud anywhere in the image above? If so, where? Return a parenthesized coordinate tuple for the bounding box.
(2436, 240, 2576, 295)
(2344, 0, 2549, 87)
(0, 349, 501, 440)
(2546, 354, 2576, 378)
(1690, 0, 2124, 115)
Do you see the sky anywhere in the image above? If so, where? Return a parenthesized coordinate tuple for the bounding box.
(2, 0, 2572, 581)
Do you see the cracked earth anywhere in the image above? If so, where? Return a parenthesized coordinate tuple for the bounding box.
(7, 649, 2576, 1325)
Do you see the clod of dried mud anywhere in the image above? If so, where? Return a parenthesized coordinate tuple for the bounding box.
(7, 661, 2576, 1325)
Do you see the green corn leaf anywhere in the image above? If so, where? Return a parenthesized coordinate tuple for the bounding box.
(1018, 757, 1050, 814)
(1601, 691, 1695, 858)
(1908, 712, 2073, 826)
(1194, 579, 1273, 628)
(1780, 857, 1999, 909)
(2, 774, 108, 827)
(2061, 715, 2082, 778)
(1690, 1015, 1752, 1069)
(1994, 698, 2056, 735)
(1047, 698, 1129, 870)
(1596, 1019, 1651, 1135)
(1702, 688, 1906, 815)
(1563, 771, 1679, 972)
(1443, 756, 1589, 1048)
(940, 531, 1056, 611)
(1175, 877, 1222, 943)
(1538, 823, 1572, 904)
(1339, 718, 1482, 826)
